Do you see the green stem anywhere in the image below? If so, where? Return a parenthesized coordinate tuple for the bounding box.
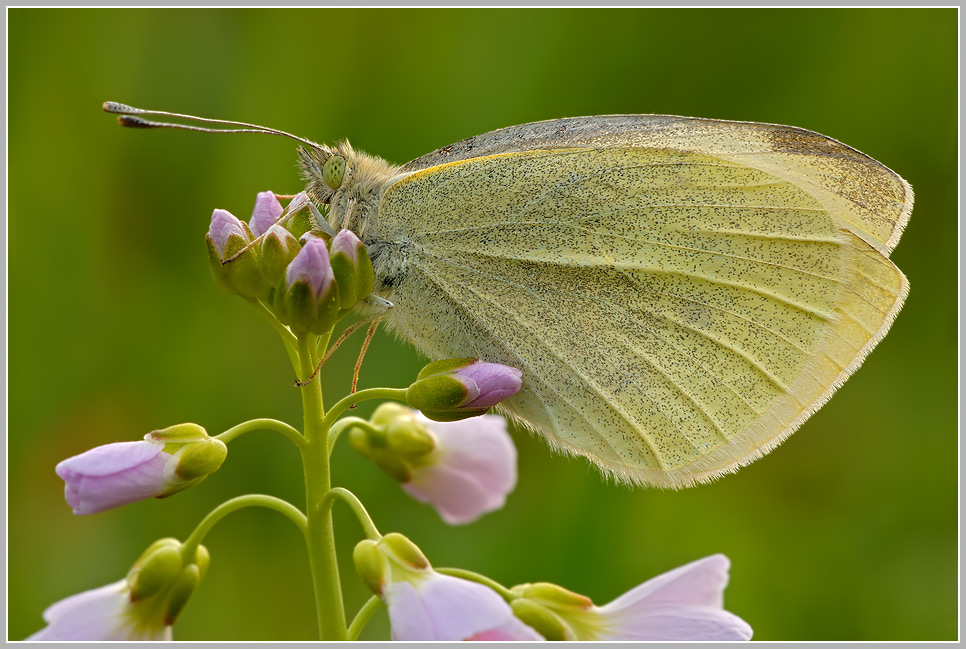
(321, 487, 381, 540)
(181, 494, 307, 559)
(298, 334, 348, 641)
(319, 387, 409, 433)
(436, 567, 518, 602)
(347, 596, 383, 641)
(327, 417, 379, 456)
(247, 298, 300, 370)
(215, 418, 305, 449)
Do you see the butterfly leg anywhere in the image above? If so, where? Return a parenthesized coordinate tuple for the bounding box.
(295, 296, 394, 388)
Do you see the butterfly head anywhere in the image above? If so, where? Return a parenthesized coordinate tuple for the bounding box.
(299, 141, 399, 237)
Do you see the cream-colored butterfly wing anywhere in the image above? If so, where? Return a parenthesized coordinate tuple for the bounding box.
(400, 116, 911, 256)
(377, 117, 909, 488)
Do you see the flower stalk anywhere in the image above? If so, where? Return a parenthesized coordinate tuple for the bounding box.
(297, 333, 348, 641)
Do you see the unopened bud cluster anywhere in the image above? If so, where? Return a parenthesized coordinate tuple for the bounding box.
(205, 192, 374, 335)
(348, 404, 437, 483)
(126, 538, 210, 628)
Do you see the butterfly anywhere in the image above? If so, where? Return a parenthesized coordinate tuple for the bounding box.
(106, 104, 911, 488)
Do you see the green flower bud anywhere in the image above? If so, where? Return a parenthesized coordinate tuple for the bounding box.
(347, 425, 377, 456)
(128, 544, 183, 601)
(370, 402, 413, 429)
(512, 582, 594, 610)
(510, 598, 574, 641)
(353, 539, 390, 595)
(140, 425, 227, 496)
(371, 454, 413, 483)
(386, 418, 437, 457)
(146, 423, 209, 444)
(346, 405, 438, 482)
(191, 544, 211, 580)
(380, 533, 430, 571)
(164, 564, 201, 625)
(171, 438, 228, 482)
(406, 375, 470, 418)
(133, 538, 182, 566)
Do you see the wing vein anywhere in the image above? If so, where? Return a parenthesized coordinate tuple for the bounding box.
(423, 247, 836, 321)
(417, 256, 674, 468)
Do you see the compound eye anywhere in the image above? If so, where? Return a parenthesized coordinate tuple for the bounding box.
(322, 155, 346, 190)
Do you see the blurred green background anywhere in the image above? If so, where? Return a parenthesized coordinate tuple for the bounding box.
(8, 8, 957, 641)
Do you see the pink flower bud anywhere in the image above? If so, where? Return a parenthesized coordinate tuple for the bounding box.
(329, 229, 362, 263)
(207, 209, 249, 259)
(248, 191, 283, 238)
(407, 359, 522, 422)
(453, 361, 523, 409)
(285, 238, 334, 299)
(329, 229, 375, 310)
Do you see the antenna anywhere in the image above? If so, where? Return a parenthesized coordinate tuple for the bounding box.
(102, 101, 325, 150)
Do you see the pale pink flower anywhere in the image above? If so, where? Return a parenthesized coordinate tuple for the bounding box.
(386, 572, 542, 641)
(403, 413, 517, 525)
(27, 580, 172, 641)
(524, 554, 753, 641)
(56, 440, 177, 515)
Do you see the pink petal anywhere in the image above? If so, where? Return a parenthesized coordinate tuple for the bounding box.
(603, 554, 730, 610)
(602, 606, 753, 641)
(386, 573, 522, 641)
(467, 615, 545, 640)
(593, 555, 753, 641)
(455, 362, 522, 409)
(56, 441, 164, 478)
(27, 580, 173, 641)
(330, 229, 363, 263)
(404, 414, 516, 524)
(55, 441, 174, 515)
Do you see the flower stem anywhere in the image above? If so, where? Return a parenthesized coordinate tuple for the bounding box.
(327, 416, 379, 456)
(319, 387, 409, 433)
(247, 297, 300, 370)
(437, 567, 518, 602)
(347, 595, 383, 640)
(181, 494, 307, 559)
(298, 334, 348, 640)
(321, 487, 381, 540)
(215, 418, 305, 449)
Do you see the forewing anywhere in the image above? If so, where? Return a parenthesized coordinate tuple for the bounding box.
(401, 115, 911, 256)
(381, 146, 907, 487)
